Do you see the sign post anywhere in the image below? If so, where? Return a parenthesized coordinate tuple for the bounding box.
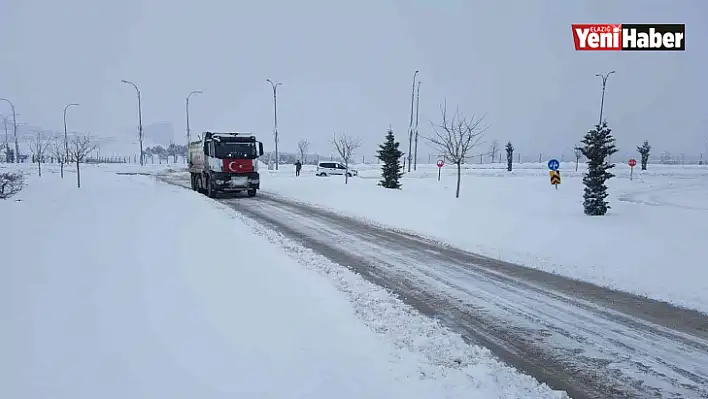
(548, 158, 560, 189)
(628, 158, 637, 180)
(436, 159, 444, 181)
(549, 170, 561, 188)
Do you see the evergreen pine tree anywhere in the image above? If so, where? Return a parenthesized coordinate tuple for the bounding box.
(637, 140, 651, 171)
(580, 121, 618, 216)
(376, 129, 403, 189)
(505, 141, 514, 171)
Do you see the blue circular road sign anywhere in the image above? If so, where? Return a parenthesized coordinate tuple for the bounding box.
(547, 159, 560, 171)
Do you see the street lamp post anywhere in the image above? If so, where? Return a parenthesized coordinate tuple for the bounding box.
(407, 70, 419, 172)
(186, 90, 203, 150)
(266, 79, 282, 171)
(63, 103, 79, 162)
(413, 80, 421, 170)
(596, 71, 616, 126)
(1, 115, 9, 162)
(0, 98, 18, 163)
(121, 80, 144, 165)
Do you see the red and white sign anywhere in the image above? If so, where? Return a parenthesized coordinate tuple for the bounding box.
(628, 159, 637, 167)
(571, 24, 685, 51)
(436, 159, 445, 168)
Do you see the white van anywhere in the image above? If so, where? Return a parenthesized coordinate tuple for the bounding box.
(316, 161, 358, 177)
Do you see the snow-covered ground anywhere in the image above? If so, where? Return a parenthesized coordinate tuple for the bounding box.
(1, 163, 564, 399)
(256, 161, 708, 314)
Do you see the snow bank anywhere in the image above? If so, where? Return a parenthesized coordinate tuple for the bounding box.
(259, 162, 708, 314)
(0, 161, 183, 178)
(0, 165, 564, 399)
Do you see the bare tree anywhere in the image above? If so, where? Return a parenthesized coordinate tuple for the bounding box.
(261, 150, 273, 167)
(28, 131, 51, 177)
(150, 145, 167, 164)
(144, 147, 154, 164)
(166, 142, 180, 163)
(297, 139, 310, 163)
(0, 172, 24, 199)
(488, 140, 499, 164)
(331, 132, 362, 184)
(68, 134, 96, 188)
(50, 135, 67, 178)
(425, 102, 488, 198)
(573, 144, 582, 172)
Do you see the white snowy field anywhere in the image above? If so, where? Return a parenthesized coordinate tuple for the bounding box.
(0, 163, 564, 399)
(257, 161, 708, 314)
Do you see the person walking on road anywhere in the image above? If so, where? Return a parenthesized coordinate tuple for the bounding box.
(295, 160, 302, 177)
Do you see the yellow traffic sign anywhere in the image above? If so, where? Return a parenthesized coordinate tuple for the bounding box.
(549, 170, 561, 187)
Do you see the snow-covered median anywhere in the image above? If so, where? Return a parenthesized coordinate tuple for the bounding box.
(1, 165, 564, 399)
(258, 162, 708, 314)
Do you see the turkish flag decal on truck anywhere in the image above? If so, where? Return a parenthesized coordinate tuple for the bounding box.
(222, 158, 254, 173)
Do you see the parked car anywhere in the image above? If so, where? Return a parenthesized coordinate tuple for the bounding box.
(316, 161, 358, 177)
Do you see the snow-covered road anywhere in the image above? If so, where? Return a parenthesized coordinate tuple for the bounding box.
(208, 190, 708, 399)
(3, 167, 567, 399)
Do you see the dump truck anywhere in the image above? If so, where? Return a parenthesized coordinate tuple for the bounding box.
(188, 132, 264, 197)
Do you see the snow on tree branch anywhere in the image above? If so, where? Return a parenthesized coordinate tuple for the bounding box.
(425, 101, 489, 198)
(68, 134, 96, 163)
(297, 139, 309, 163)
(28, 130, 51, 177)
(425, 101, 488, 165)
(0, 172, 24, 199)
(331, 133, 362, 165)
(331, 132, 362, 184)
(488, 140, 500, 163)
(68, 134, 97, 188)
(50, 135, 68, 178)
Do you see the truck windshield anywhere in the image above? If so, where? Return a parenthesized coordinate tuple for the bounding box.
(214, 142, 257, 159)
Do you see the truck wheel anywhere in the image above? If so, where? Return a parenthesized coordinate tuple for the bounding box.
(207, 179, 216, 198)
(247, 189, 257, 197)
(190, 174, 196, 191)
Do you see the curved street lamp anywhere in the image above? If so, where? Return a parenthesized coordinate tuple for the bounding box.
(596, 71, 616, 126)
(121, 79, 144, 165)
(63, 103, 80, 161)
(186, 90, 203, 147)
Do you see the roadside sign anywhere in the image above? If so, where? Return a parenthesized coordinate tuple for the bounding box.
(628, 158, 637, 180)
(547, 159, 560, 171)
(437, 159, 445, 168)
(549, 170, 561, 189)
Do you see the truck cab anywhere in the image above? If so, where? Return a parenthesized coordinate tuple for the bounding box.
(188, 132, 265, 197)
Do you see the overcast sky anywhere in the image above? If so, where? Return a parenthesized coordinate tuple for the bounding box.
(1, 0, 706, 160)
